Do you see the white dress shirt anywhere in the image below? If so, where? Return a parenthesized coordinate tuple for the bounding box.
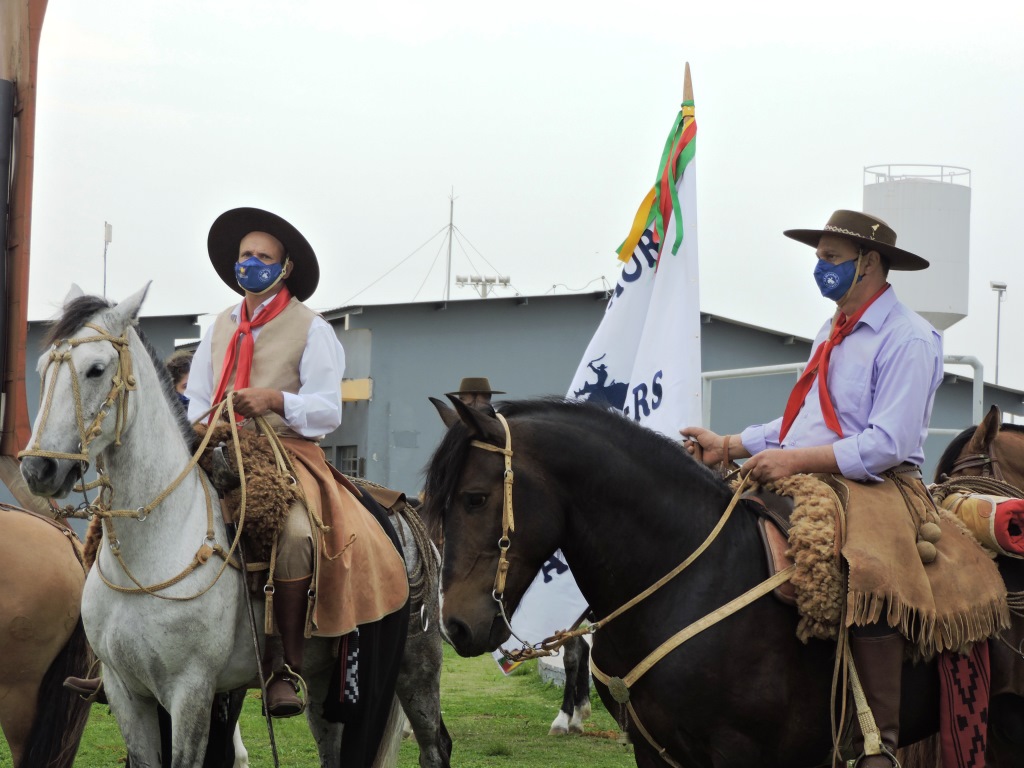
(186, 297, 346, 439)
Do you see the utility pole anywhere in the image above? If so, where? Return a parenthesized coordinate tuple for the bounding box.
(103, 221, 112, 297)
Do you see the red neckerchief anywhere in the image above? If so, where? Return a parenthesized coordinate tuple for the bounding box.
(210, 286, 293, 413)
(779, 284, 890, 441)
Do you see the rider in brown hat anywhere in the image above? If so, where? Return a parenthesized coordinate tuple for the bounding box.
(446, 376, 505, 410)
(682, 209, 1006, 767)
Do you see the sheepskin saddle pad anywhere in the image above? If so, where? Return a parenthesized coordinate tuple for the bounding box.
(194, 422, 298, 562)
(741, 473, 1009, 658)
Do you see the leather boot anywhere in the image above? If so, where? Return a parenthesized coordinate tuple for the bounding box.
(262, 575, 311, 718)
(850, 630, 905, 767)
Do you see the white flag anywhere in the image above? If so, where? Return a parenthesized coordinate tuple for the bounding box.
(572, 162, 702, 436)
(493, 86, 700, 673)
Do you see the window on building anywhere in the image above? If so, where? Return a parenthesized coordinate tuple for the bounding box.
(334, 445, 364, 478)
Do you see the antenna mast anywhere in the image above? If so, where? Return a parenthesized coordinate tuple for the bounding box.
(444, 189, 454, 301)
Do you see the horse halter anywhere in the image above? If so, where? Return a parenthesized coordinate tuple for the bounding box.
(19, 322, 137, 467)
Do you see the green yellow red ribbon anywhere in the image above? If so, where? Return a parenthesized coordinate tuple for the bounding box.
(616, 101, 697, 266)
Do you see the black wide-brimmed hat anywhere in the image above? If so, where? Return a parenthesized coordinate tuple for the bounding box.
(446, 377, 505, 396)
(784, 209, 929, 271)
(207, 207, 320, 301)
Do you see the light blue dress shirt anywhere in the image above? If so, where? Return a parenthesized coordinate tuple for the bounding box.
(740, 286, 943, 482)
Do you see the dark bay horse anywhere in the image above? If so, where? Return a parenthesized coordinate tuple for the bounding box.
(934, 404, 1024, 761)
(423, 397, 1022, 767)
(0, 505, 92, 768)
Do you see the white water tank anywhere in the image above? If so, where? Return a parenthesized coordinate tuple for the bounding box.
(862, 165, 970, 330)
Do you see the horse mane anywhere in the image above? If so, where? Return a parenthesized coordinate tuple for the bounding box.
(933, 421, 1024, 481)
(422, 397, 721, 536)
(422, 415, 473, 538)
(42, 295, 113, 348)
(43, 294, 194, 448)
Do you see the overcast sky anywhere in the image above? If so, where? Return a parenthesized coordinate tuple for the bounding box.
(26, 1, 1024, 394)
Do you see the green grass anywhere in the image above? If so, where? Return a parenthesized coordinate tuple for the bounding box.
(1, 645, 634, 766)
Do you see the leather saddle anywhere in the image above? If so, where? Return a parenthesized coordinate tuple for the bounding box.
(742, 489, 797, 606)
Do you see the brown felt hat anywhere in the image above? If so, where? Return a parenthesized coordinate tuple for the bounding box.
(208, 207, 320, 301)
(784, 209, 929, 271)
(446, 377, 505, 396)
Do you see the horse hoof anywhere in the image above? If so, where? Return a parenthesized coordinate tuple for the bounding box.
(549, 710, 570, 735)
(568, 721, 584, 734)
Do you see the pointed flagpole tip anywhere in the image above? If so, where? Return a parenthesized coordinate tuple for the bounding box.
(683, 62, 693, 103)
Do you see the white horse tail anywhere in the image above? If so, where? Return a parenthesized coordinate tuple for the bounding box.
(370, 694, 405, 768)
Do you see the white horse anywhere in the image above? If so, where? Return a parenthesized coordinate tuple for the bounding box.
(20, 285, 405, 768)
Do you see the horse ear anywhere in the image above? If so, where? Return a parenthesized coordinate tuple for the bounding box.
(430, 396, 460, 430)
(446, 394, 505, 445)
(105, 282, 152, 335)
(968, 404, 1002, 453)
(63, 283, 85, 305)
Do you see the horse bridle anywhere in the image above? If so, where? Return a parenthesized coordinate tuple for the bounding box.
(19, 322, 137, 469)
(467, 413, 520, 632)
(947, 449, 1005, 481)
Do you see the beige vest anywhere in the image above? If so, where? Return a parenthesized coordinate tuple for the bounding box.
(211, 297, 317, 439)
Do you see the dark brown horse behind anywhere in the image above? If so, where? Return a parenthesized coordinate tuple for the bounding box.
(0, 505, 92, 768)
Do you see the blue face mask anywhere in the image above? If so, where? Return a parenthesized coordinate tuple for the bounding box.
(177, 392, 190, 408)
(234, 256, 286, 295)
(813, 257, 861, 301)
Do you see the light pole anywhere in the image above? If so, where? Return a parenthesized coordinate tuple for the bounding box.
(991, 281, 1007, 385)
(103, 222, 112, 298)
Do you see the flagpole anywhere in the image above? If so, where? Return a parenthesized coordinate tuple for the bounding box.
(683, 61, 692, 105)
